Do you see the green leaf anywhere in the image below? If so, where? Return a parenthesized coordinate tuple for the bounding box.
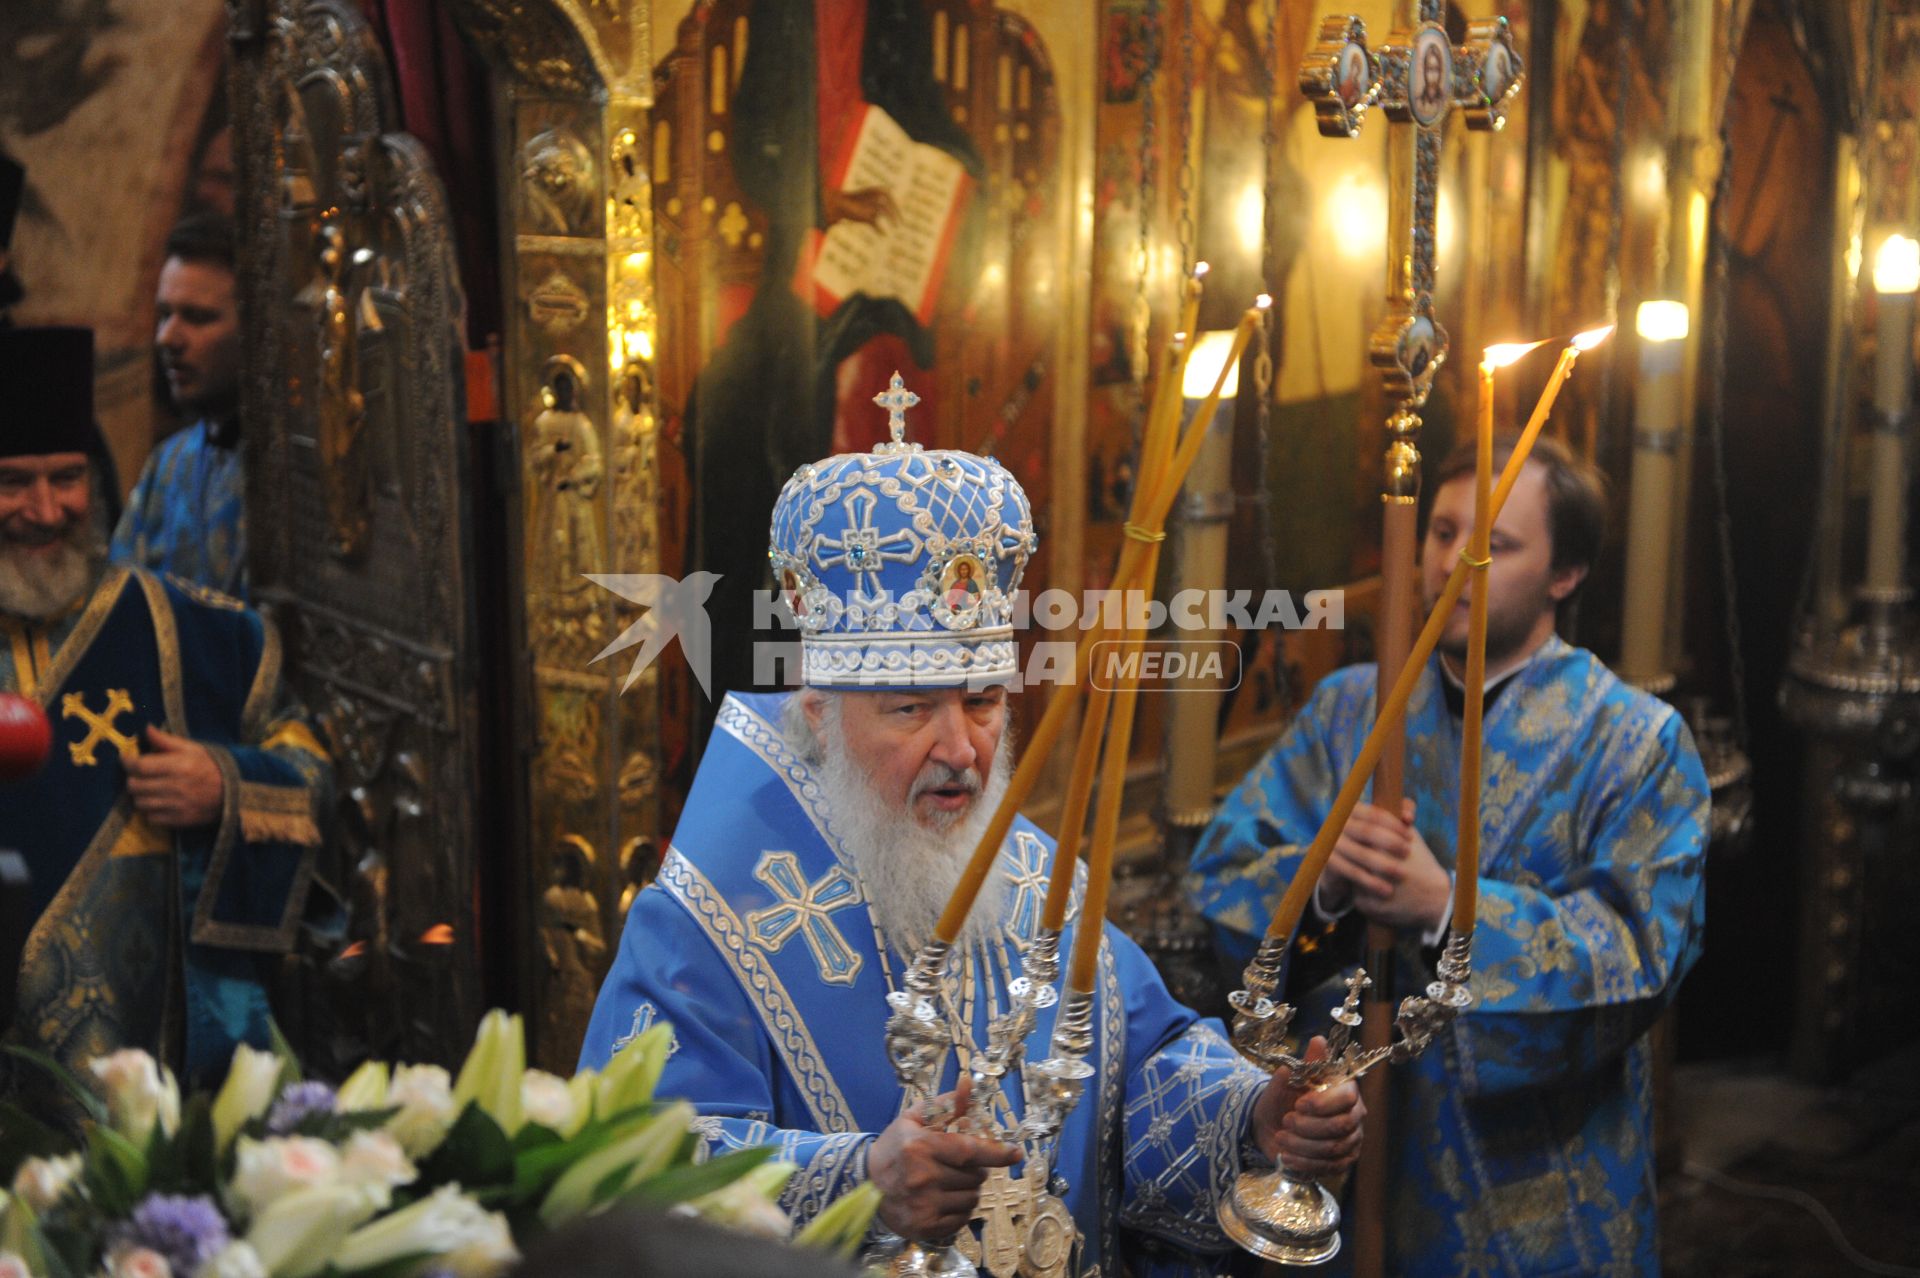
(795, 1181, 883, 1259)
(622, 1145, 775, 1210)
(148, 1093, 216, 1194)
(509, 1112, 652, 1200)
(2, 1047, 108, 1127)
(0, 1101, 76, 1177)
(324, 1248, 439, 1278)
(419, 1102, 514, 1190)
(81, 1123, 148, 1217)
(267, 1019, 303, 1085)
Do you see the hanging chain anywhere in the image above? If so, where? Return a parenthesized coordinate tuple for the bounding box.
(1254, 0, 1279, 602)
(1132, 0, 1163, 432)
(1706, 81, 1750, 749)
(1175, 3, 1198, 277)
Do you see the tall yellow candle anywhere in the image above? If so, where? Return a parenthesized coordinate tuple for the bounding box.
(1261, 327, 1612, 942)
(1453, 347, 1521, 939)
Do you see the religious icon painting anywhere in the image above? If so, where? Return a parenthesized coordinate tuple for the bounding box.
(1336, 42, 1371, 108)
(1371, 300, 1449, 401)
(1410, 25, 1452, 129)
(781, 568, 807, 623)
(1404, 315, 1437, 379)
(1482, 41, 1515, 105)
(935, 552, 987, 628)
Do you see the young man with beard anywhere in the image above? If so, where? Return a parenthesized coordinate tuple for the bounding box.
(581, 415, 1364, 1277)
(1187, 434, 1710, 1277)
(0, 326, 330, 1091)
(111, 212, 250, 597)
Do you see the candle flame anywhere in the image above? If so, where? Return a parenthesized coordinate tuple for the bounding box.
(1482, 339, 1546, 369)
(1254, 293, 1273, 310)
(1194, 261, 1211, 279)
(1874, 234, 1920, 294)
(1572, 325, 1615, 351)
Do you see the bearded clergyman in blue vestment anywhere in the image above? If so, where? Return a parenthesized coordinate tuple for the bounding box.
(0, 326, 331, 1092)
(581, 385, 1366, 1277)
(1188, 435, 1709, 1277)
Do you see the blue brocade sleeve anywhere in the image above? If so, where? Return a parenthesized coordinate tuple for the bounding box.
(579, 885, 877, 1225)
(1450, 710, 1709, 1097)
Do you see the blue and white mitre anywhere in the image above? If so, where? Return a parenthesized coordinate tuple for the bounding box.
(769, 373, 1036, 688)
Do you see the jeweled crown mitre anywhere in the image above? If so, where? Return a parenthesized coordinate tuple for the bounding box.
(769, 373, 1036, 689)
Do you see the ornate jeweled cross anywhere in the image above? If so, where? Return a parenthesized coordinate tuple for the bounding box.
(62, 688, 138, 767)
(872, 370, 922, 448)
(744, 850, 865, 985)
(814, 489, 923, 598)
(1298, 6, 1524, 439)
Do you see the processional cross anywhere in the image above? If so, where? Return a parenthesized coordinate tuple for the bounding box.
(1295, 7, 1522, 1276)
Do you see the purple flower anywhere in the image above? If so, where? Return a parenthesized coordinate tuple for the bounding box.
(116, 1193, 230, 1277)
(265, 1080, 338, 1135)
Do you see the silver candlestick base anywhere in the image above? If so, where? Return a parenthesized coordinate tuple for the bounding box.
(1216, 931, 1475, 1265)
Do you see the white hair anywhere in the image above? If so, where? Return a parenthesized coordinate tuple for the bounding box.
(782, 688, 1014, 955)
(0, 467, 108, 621)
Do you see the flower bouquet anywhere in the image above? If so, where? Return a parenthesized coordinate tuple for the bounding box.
(0, 1013, 878, 1278)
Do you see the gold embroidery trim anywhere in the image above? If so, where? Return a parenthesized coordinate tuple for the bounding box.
(6, 623, 35, 699)
(261, 719, 329, 762)
(29, 567, 131, 709)
(134, 571, 187, 732)
(238, 781, 321, 846)
(188, 746, 317, 953)
(242, 614, 283, 739)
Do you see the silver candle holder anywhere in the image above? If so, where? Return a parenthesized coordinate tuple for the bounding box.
(1217, 931, 1474, 1265)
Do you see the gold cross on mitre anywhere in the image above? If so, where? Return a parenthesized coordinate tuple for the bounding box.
(62, 688, 139, 767)
(871, 370, 922, 452)
(1298, 4, 1524, 483)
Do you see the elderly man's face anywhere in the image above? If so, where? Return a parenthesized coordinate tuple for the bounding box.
(812, 686, 1009, 829)
(0, 452, 91, 551)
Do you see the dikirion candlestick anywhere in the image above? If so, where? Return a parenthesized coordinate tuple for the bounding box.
(1258, 326, 1611, 944)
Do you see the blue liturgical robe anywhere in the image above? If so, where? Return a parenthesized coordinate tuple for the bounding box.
(1, 568, 328, 1085)
(1187, 638, 1709, 1277)
(582, 693, 1272, 1277)
(111, 420, 249, 599)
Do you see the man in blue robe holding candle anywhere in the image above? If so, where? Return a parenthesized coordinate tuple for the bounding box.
(1188, 434, 1710, 1277)
(1, 326, 331, 1092)
(582, 385, 1365, 1277)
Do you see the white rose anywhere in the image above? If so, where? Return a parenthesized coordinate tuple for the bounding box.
(384, 1064, 457, 1159)
(106, 1247, 173, 1278)
(197, 1242, 268, 1278)
(0, 1251, 32, 1278)
(11, 1153, 82, 1212)
(212, 1045, 284, 1154)
(89, 1050, 180, 1142)
(230, 1136, 342, 1216)
(519, 1070, 580, 1137)
(332, 1185, 519, 1276)
(337, 1130, 417, 1210)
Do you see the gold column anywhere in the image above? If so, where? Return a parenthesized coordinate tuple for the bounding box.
(1657, 0, 1718, 678)
(452, 0, 665, 1072)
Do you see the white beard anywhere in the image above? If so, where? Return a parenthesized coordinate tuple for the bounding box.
(0, 527, 101, 621)
(810, 702, 1015, 958)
